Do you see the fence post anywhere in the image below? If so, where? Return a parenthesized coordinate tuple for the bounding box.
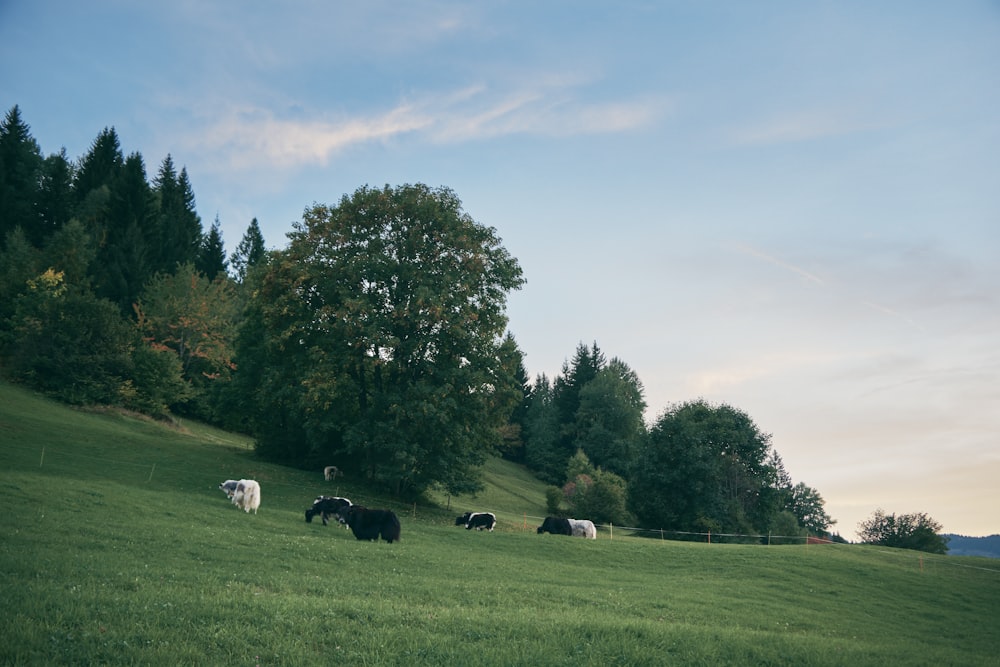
(610, 522, 613, 541)
(39, 447, 45, 468)
(708, 530, 711, 544)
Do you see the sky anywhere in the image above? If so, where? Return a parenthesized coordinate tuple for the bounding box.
(3, 1, 998, 540)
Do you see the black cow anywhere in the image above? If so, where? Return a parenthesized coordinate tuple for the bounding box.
(336, 505, 401, 543)
(537, 516, 573, 536)
(305, 496, 352, 526)
(455, 511, 496, 531)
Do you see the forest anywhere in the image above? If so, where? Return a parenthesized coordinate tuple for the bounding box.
(0, 104, 838, 542)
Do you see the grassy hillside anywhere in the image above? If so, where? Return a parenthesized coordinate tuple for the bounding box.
(2, 381, 999, 665)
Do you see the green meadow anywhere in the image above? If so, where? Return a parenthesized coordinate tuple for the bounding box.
(1, 382, 998, 666)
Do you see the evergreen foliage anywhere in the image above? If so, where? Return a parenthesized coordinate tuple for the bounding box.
(229, 217, 266, 282)
(197, 215, 227, 280)
(0, 105, 44, 247)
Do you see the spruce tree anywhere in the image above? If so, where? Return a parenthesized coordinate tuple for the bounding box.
(152, 157, 202, 273)
(37, 148, 76, 243)
(197, 215, 228, 280)
(94, 152, 155, 314)
(74, 127, 123, 205)
(229, 217, 266, 282)
(0, 105, 44, 248)
(73, 127, 124, 254)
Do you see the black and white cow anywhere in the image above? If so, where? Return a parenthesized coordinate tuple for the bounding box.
(305, 496, 352, 526)
(455, 511, 496, 531)
(537, 516, 596, 538)
(336, 505, 401, 543)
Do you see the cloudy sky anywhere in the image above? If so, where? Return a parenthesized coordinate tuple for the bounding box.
(3, 1, 998, 540)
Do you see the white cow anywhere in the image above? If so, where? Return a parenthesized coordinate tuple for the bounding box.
(220, 479, 261, 514)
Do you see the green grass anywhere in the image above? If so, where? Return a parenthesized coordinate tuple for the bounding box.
(2, 381, 999, 665)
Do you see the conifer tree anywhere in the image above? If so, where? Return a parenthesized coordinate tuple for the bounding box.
(197, 215, 228, 281)
(37, 148, 76, 244)
(74, 127, 123, 205)
(0, 105, 44, 248)
(152, 157, 202, 273)
(73, 127, 124, 254)
(229, 217, 266, 282)
(94, 152, 155, 313)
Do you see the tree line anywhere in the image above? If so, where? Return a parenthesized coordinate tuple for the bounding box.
(1, 104, 856, 544)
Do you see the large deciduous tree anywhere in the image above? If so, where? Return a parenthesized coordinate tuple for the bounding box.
(240, 184, 523, 497)
(857, 510, 949, 554)
(630, 399, 777, 537)
(135, 263, 238, 418)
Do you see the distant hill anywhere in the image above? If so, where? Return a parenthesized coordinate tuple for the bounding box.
(944, 534, 1000, 558)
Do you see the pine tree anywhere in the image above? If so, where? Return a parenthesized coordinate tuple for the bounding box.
(229, 217, 266, 281)
(94, 152, 155, 314)
(0, 105, 44, 248)
(37, 148, 76, 243)
(74, 127, 123, 205)
(197, 215, 228, 281)
(152, 157, 202, 273)
(73, 127, 124, 252)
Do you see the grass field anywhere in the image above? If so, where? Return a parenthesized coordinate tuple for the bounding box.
(2, 381, 999, 665)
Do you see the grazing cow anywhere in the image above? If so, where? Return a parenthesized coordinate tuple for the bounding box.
(230, 479, 261, 514)
(323, 466, 341, 481)
(537, 516, 573, 536)
(537, 516, 595, 538)
(336, 505, 400, 543)
(305, 496, 352, 526)
(455, 511, 497, 531)
(568, 519, 597, 539)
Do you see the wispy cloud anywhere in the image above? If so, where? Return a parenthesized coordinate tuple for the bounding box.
(733, 243, 826, 285)
(188, 84, 671, 171)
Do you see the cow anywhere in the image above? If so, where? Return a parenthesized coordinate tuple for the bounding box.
(455, 511, 496, 531)
(323, 466, 341, 481)
(569, 518, 597, 539)
(336, 505, 401, 543)
(537, 516, 596, 538)
(228, 479, 261, 514)
(537, 516, 572, 536)
(305, 496, 352, 526)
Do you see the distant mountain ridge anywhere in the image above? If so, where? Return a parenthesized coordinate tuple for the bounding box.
(944, 534, 1000, 558)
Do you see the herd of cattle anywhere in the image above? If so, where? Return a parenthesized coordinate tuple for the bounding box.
(218, 478, 598, 543)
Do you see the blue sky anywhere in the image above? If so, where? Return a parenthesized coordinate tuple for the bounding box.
(3, 1, 998, 540)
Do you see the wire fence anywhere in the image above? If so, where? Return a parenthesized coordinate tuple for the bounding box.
(5, 441, 999, 573)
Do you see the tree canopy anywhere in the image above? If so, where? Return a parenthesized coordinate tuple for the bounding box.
(857, 509, 949, 554)
(238, 183, 524, 497)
